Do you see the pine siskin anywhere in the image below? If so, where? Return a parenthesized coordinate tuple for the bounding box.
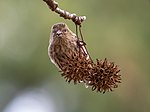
(48, 23, 88, 70)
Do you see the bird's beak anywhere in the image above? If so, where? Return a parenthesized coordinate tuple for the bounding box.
(56, 30, 62, 37)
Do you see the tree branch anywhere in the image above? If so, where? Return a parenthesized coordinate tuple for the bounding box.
(43, 0, 86, 25)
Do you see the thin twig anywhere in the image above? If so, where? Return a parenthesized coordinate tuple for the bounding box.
(79, 26, 92, 61)
(75, 25, 91, 61)
(43, 0, 86, 25)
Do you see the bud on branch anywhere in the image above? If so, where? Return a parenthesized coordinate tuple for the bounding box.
(43, 0, 86, 25)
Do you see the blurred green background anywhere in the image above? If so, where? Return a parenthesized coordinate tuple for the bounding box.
(0, 0, 150, 112)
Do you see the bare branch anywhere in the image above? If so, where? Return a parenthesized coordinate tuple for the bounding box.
(43, 0, 86, 25)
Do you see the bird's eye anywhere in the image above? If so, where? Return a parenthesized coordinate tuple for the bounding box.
(63, 29, 67, 32)
(52, 31, 56, 34)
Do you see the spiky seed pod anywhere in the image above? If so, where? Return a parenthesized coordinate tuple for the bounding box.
(85, 58, 121, 93)
(61, 52, 93, 84)
(48, 23, 121, 93)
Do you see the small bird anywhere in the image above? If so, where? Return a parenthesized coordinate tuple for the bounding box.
(48, 23, 88, 70)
